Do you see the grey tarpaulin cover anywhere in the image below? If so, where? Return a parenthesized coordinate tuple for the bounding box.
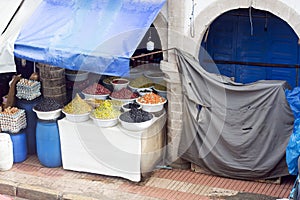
(176, 49, 294, 180)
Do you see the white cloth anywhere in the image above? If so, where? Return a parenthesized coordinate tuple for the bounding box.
(0, 0, 42, 73)
(58, 117, 155, 182)
(0, 0, 22, 34)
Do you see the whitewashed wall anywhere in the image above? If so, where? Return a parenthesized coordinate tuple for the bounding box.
(168, 0, 300, 60)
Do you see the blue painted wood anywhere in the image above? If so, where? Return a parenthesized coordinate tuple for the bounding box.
(200, 8, 299, 88)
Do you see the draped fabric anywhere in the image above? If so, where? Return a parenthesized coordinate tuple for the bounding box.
(0, 0, 42, 73)
(176, 49, 294, 180)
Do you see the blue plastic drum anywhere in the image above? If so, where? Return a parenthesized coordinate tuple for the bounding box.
(10, 131, 27, 163)
(36, 120, 62, 168)
(16, 97, 41, 154)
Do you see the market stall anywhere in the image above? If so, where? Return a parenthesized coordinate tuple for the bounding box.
(0, 0, 168, 183)
(58, 110, 166, 182)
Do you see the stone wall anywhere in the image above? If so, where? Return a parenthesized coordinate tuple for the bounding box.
(155, 0, 300, 167)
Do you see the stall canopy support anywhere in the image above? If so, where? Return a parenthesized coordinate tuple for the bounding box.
(130, 48, 176, 61)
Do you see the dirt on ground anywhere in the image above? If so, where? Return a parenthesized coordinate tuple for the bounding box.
(222, 192, 278, 200)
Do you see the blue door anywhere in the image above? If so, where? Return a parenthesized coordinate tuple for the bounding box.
(199, 8, 299, 88)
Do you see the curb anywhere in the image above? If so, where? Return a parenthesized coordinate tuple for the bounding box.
(0, 180, 17, 197)
(0, 179, 101, 200)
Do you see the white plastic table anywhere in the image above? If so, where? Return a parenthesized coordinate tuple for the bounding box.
(57, 110, 166, 182)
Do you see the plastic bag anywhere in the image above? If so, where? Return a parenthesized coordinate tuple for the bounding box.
(286, 118, 300, 175)
(286, 88, 300, 118)
(289, 175, 300, 200)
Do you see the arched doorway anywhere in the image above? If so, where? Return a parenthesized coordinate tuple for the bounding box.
(199, 8, 300, 88)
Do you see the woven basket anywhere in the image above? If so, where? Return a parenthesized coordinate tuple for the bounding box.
(37, 63, 65, 79)
(40, 77, 66, 87)
(43, 85, 66, 96)
(43, 93, 67, 104)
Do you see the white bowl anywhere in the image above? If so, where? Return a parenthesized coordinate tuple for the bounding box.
(137, 99, 167, 112)
(137, 88, 153, 96)
(62, 110, 90, 122)
(111, 78, 130, 91)
(109, 96, 138, 104)
(144, 71, 164, 83)
(128, 85, 139, 92)
(33, 108, 61, 120)
(66, 71, 89, 82)
(128, 85, 153, 92)
(118, 113, 154, 131)
(82, 92, 109, 100)
(90, 115, 118, 127)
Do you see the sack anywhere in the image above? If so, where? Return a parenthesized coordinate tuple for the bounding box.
(290, 175, 300, 200)
(286, 88, 300, 118)
(286, 118, 300, 175)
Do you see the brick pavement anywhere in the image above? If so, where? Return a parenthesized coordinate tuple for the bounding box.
(0, 155, 295, 200)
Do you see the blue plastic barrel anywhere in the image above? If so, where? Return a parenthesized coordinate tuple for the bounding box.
(10, 131, 27, 163)
(16, 97, 41, 154)
(36, 120, 62, 168)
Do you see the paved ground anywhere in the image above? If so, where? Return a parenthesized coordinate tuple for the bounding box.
(0, 155, 295, 200)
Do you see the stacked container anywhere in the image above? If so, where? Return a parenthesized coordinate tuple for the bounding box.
(36, 119, 62, 168)
(37, 63, 67, 104)
(0, 133, 13, 170)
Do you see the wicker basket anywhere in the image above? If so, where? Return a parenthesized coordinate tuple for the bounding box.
(37, 63, 65, 79)
(42, 85, 66, 96)
(43, 93, 67, 104)
(40, 77, 66, 87)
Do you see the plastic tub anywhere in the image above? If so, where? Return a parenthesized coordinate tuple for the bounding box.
(16, 97, 41, 154)
(10, 131, 27, 163)
(0, 133, 13, 171)
(36, 120, 62, 168)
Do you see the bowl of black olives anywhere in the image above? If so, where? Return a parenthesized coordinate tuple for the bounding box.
(121, 102, 141, 112)
(118, 107, 154, 131)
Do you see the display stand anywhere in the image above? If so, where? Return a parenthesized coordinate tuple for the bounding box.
(58, 110, 166, 182)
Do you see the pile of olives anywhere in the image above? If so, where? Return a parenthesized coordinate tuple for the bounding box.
(34, 98, 63, 111)
(123, 102, 140, 109)
(120, 107, 153, 123)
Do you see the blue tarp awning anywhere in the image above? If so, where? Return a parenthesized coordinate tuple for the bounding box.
(14, 0, 166, 76)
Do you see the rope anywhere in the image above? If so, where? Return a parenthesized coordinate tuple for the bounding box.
(249, 7, 254, 36)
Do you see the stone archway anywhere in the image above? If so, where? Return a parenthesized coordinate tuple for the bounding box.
(191, 0, 300, 59)
(152, 12, 168, 60)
